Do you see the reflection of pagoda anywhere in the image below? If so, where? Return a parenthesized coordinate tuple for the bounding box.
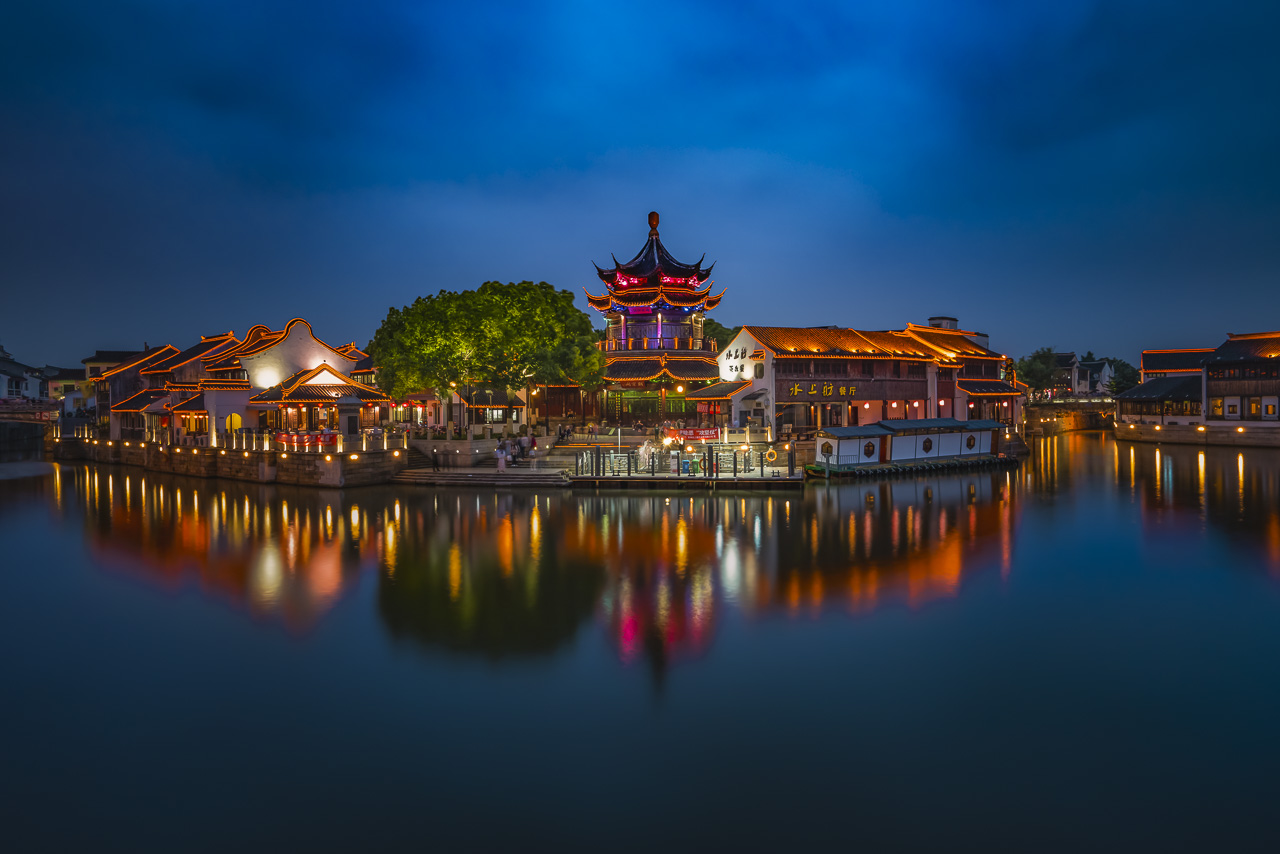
(586, 212, 726, 422)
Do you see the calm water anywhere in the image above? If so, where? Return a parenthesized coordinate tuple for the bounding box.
(4, 432, 1280, 851)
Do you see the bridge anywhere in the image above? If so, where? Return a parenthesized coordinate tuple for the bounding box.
(0, 404, 62, 454)
(1025, 397, 1115, 434)
(0, 403, 59, 423)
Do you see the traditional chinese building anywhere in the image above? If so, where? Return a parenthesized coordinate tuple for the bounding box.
(104, 319, 390, 444)
(585, 212, 725, 423)
(1116, 332, 1280, 438)
(1139, 348, 1214, 383)
(1202, 331, 1280, 423)
(706, 316, 1022, 437)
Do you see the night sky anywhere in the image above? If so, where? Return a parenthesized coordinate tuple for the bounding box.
(3, 1, 1279, 368)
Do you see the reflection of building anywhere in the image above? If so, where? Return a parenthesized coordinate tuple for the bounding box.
(1116, 439, 1280, 572)
(60, 465, 381, 628)
(586, 212, 725, 424)
(48, 460, 1024, 668)
(753, 473, 1020, 614)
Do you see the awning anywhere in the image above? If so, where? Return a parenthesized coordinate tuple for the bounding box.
(684, 380, 750, 400)
(956, 379, 1022, 396)
(169, 393, 206, 414)
(1114, 376, 1201, 403)
(111, 389, 170, 413)
(817, 425, 893, 439)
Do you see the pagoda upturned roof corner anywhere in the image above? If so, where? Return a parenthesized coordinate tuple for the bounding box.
(586, 212, 725, 314)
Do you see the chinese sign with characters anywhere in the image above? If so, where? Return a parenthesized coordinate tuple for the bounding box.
(782, 382, 858, 401)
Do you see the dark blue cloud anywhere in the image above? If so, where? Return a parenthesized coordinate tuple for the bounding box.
(2, 1, 1279, 366)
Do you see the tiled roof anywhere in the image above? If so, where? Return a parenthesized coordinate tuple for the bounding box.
(592, 213, 714, 285)
(97, 346, 180, 379)
(956, 379, 1022, 396)
(876, 417, 1002, 432)
(465, 388, 523, 407)
(199, 379, 252, 390)
(602, 356, 720, 381)
(743, 326, 934, 359)
(249, 364, 391, 404)
(205, 319, 355, 371)
(1114, 375, 1201, 402)
(585, 283, 725, 312)
(83, 350, 142, 364)
(169, 393, 207, 413)
(1206, 332, 1280, 363)
(141, 333, 238, 374)
(684, 380, 751, 400)
(111, 389, 170, 413)
(903, 324, 1004, 359)
(877, 417, 968, 431)
(1141, 349, 1212, 373)
(1053, 352, 1077, 368)
(816, 425, 893, 438)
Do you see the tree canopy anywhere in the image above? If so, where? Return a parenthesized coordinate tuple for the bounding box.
(367, 281, 605, 401)
(1014, 347, 1057, 396)
(1106, 358, 1140, 395)
(702, 317, 742, 350)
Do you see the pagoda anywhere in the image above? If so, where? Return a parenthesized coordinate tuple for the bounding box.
(586, 212, 726, 423)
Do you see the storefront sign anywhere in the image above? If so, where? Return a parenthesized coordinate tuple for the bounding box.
(617, 381, 649, 389)
(781, 382, 858, 401)
(696, 403, 722, 414)
(665, 427, 719, 441)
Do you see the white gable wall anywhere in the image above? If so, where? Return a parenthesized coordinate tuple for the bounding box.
(240, 322, 354, 390)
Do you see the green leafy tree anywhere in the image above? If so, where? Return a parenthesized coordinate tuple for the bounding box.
(702, 317, 741, 350)
(368, 281, 603, 428)
(367, 290, 481, 399)
(1015, 347, 1058, 398)
(1105, 358, 1140, 395)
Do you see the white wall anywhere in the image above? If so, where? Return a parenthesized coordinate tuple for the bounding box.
(240, 320, 356, 390)
(719, 329, 773, 430)
(833, 435, 881, 464)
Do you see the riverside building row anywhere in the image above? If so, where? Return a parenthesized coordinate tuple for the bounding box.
(62, 212, 1027, 445)
(1116, 331, 1280, 445)
(587, 213, 1026, 439)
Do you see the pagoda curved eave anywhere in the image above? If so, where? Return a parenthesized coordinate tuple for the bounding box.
(602, 355, 720, 382)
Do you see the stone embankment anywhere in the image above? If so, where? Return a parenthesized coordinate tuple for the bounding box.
(54, 438, 406, 486)
(1114, 423, 1280, 448)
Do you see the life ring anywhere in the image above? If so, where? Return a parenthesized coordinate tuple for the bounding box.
(765, 449, 778, 463)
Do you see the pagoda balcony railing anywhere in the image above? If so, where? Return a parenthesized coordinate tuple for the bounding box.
(597, 337, 718, 354)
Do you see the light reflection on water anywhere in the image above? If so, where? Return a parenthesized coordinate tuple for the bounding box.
(16, 457, 1023, 661)
(9, 434, 1280, 657)
(9, 433, 1280, 849)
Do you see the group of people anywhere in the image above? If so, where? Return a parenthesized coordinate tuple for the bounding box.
(494, 433, 538, 472)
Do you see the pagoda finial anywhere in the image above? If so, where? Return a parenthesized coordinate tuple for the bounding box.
(648, 211, 659, 237)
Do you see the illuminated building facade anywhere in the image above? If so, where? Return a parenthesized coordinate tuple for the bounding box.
(1117, 332, 1280, 437)
(585, 212, 726, 423)
(712, 316, 1022, 436)
(104, 318, 388, 443)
